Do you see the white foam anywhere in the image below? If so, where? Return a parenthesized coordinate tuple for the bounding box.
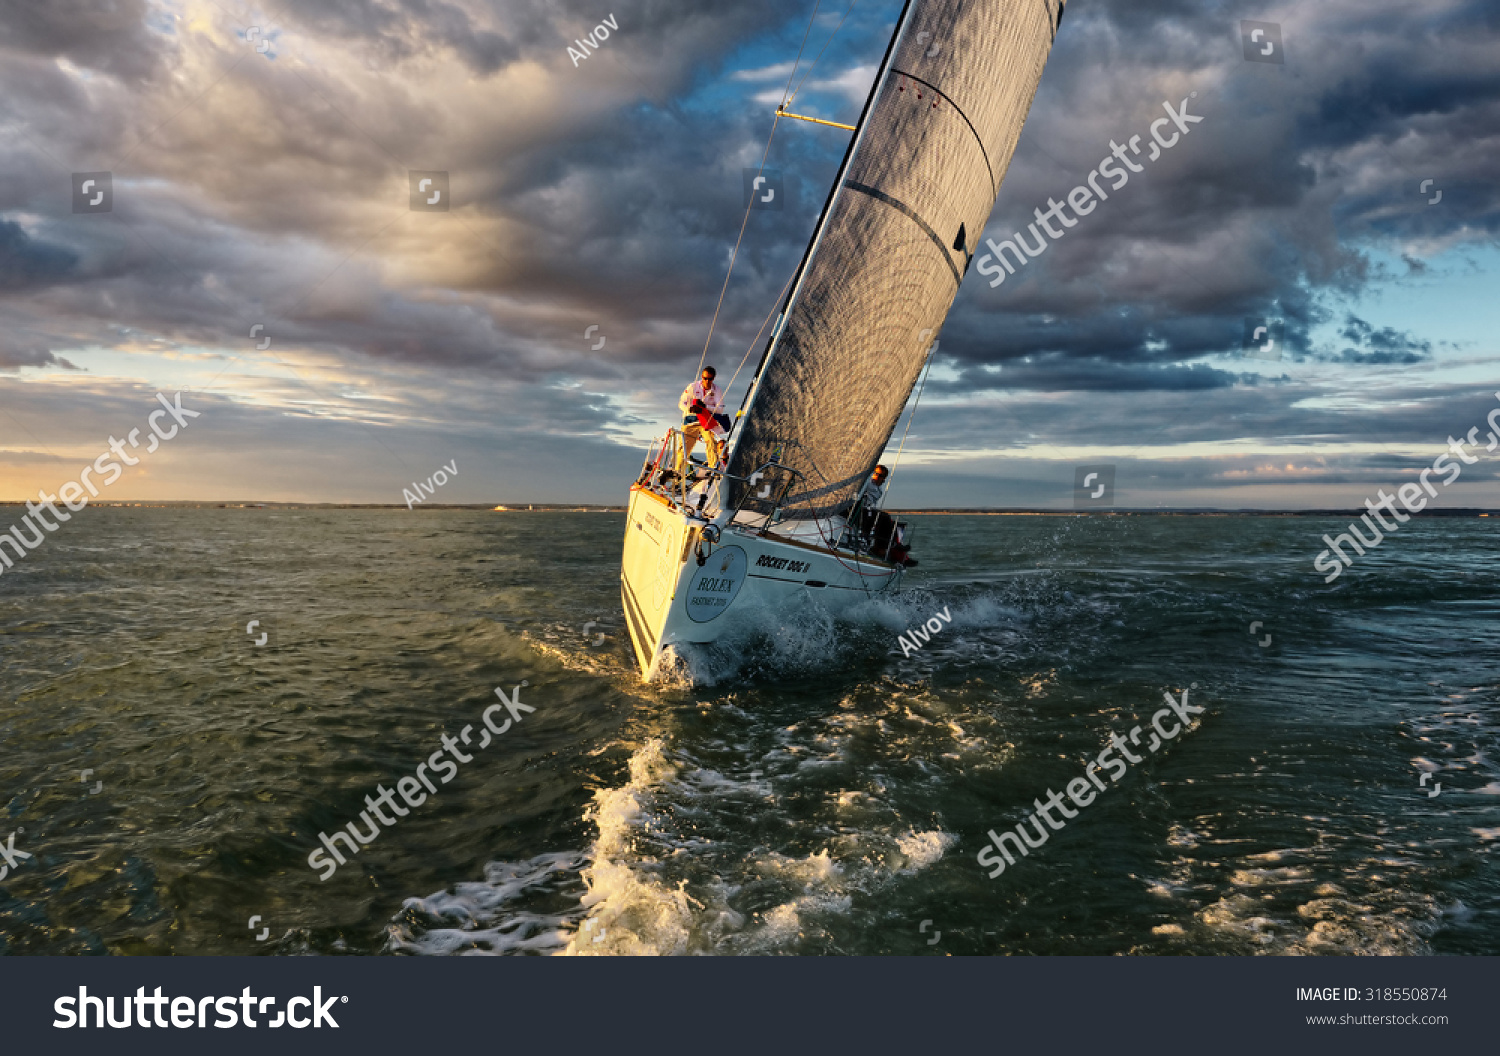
(656, 582, 1038, 687)
(895, 830, 957, 872)
(387, 851, 587, 956)
(1185, 875, 1438, 956)
(550, 731, 962, 955)
(560, 738, 699, 956)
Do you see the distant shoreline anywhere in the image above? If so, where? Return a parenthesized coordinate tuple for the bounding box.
(0, 502, 1492, 516)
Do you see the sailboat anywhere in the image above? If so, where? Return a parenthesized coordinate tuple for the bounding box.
(620, 0, 1067, 680)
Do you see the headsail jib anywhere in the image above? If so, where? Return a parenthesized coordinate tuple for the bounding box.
(726, 0, 1066, 519)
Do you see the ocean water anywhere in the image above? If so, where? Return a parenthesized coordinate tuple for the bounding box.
(1, 508, 1497, 956)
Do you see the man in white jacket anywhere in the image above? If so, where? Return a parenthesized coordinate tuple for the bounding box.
(677, 365, 730, 471)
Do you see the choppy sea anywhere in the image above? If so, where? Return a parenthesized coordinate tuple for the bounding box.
(1, 509, 1497, 955)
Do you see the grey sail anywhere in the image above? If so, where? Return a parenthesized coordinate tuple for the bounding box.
(725, 0, 1066, 518)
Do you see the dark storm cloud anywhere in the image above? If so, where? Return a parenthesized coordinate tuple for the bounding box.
(0, 335, 78, 372)
(942, 354, 1236, 393)
(0, 0, 1496, 506)
(281, 0, 518, 73)
(894, 370, 1500, 461)
(0, 220, 82, 370)
(881, 447, 1498, 511)
(277, 0, 793, 74)
(1332, 312, 1431, 364)
(0, 219, 78, 288)
(0, 0, 820, 382)
(0, 0, 164, 82)
(937, 0, 1500, 385)
(3, 0, 1494, 384)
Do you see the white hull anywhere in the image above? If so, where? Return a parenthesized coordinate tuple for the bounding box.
(620, 485, 904, 680)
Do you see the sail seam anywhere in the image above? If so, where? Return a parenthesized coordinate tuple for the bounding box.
(842, 179, 962, 286)
(888, 68, 995, 194)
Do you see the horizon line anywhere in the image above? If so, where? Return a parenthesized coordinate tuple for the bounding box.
(1, 501, 1494, 516)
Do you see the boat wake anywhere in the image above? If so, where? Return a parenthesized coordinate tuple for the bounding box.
(387, 851, 589, 955)
(651, 583, 1032, 687)
(389, 720, 964, 956)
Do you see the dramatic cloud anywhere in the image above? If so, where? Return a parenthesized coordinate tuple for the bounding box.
(0, 0, 1496, 507)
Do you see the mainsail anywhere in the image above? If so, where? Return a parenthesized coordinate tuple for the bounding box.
(725, 0, 1066, 518)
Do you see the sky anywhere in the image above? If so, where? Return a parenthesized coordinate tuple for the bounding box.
(1, 0, 1498, 509)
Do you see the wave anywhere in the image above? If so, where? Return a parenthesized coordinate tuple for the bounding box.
(391, 729, 962, 956)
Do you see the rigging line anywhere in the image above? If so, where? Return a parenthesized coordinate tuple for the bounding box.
(780, 0, 824, 108)
(698, 0, 827, 375)
(820, 526, 901, 580)
(723, 266, 798, 403)
(774, 488, 898, 584)
(697, 115, 781, 374)
(884, 342, 937, 507)
(785, 0, 861, 108)
(809, 508, 901, 588)
(765, 456, 897, 586)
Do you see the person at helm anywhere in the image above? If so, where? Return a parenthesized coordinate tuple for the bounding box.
(859, 465, 915, 566)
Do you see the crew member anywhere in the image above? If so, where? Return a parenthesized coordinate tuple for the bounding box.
(678, 366, 730, 471)
(858, 465, 915, 566)
(860, 464, 890, 509)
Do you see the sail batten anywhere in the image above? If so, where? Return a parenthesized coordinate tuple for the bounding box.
(726, 0, 1065, 519)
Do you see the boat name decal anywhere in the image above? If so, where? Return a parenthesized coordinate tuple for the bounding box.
(756, 554, 810, 574)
